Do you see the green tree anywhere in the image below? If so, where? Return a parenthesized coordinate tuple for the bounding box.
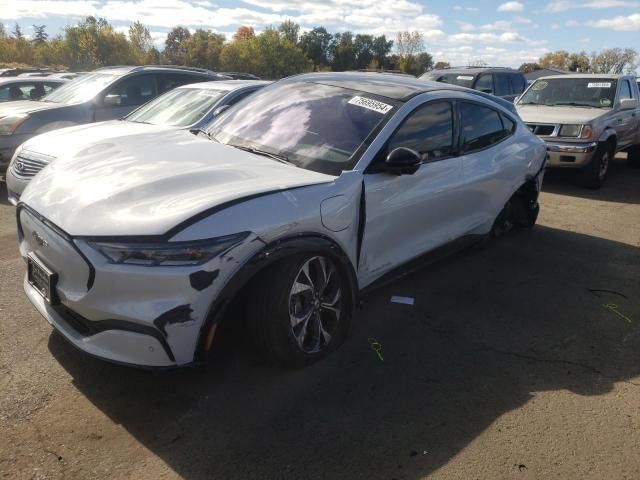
(64, 17, 132, 70)
(590, 48, 637, 74)
(299, 27, 333, 70)
(253, 27, 311, 78)
(219, 37, 257, 74)
(330, 31, 356, 71)
(538, 50, 570, 70)
(12, 23, 23, 40)
(415, 52, 433, 75)
(353, 34, 374, 69)
(396, 31, 424, 74)
(129, 21, 152, 64)
(372, 35, 393, 69)
(185, 29, 225, 70)
(32, 25, 48, 46)
(164, 26, 191, 64)
(278, 20, 300, 44)
(567, 52, 590, 72)
(518, 62, 540, 73)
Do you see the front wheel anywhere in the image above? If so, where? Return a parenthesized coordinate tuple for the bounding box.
(249, 255, 351, 367)
(580, 144, 612, 189)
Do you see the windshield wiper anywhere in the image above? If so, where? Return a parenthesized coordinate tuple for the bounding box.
(228, 144, 296, 167)
(554, 102, 596, 108)
(190, 128, 216, 140)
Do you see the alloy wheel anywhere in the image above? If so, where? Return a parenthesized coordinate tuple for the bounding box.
(288, 256, 342, 354)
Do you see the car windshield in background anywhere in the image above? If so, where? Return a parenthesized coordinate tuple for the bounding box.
(207, 82, 394, 175)
(41, 72, 117, 104)
(425, 73, 475, 88)
(126, 87, 228, 127)
(519, 78, 618, 108)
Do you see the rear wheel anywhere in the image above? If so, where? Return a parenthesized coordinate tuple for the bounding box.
(580, 143, 612, 189)
(490, 191, 539, 239)
(249, 255, 351, 367)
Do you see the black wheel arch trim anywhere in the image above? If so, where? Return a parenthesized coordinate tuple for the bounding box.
(193, 233, 359, 363)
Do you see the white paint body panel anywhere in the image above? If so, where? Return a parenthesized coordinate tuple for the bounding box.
(17, 87, 546, 367)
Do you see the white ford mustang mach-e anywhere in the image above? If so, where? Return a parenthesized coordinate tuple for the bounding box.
(16, 73, 546, 368)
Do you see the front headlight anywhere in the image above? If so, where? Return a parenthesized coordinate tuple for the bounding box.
(558, 124, 582, 138)
(0, 114, 28, 135)
(89, 232, 250, 266)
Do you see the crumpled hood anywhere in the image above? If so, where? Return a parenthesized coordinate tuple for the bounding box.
(0, 100, 61, 117)
(516, 105, 606, 125)
(21, 121, 174, 160)
(21, 130, 335, 237)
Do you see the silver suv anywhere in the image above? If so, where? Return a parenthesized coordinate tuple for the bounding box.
(516, 74, 640, 188)
(0, 65, 229, 175)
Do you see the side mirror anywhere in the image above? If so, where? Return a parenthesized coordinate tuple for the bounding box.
(213, 104, 230, 116)
(104, 94, 122, 106)
(514, 95, 521, 104)
(385, 147, 421, 175)
(480, 88, 494, 95)
(619, 98, 638, 110)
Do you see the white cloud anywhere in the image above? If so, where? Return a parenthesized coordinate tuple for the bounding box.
(585, 13, 640, 31)
(498, 1, 525, 12)
(544, 0, 639, 12)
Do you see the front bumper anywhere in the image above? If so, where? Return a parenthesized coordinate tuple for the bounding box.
(544, 141, 598, 168)
(6, 169, 27, 205)
(18, 205, 262, 368)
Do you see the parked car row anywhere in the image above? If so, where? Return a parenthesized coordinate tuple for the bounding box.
(2, 66, 550, 370)
(0, 65, 230, 173)
(423, 67, 640, 188)
(515, 74, 640, 187)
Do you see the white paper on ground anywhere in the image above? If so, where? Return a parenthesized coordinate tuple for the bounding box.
(390, 296, 415, 305)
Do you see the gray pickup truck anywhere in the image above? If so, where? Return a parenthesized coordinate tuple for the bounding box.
(516, 74, 640, 188)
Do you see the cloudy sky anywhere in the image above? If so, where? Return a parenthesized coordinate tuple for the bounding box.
(1, 0, 638, 66)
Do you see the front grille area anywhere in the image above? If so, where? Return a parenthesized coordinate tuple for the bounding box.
(11, 152, 54, 179)
(526, 123, 556, 136)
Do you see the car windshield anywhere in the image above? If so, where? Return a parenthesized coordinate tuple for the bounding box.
(207, 81, 394, 175)
(125, 87, 229, 127)
(519, 78, 618, 108)
(424, 73, 475, 88)
(41, 72, 118, 104)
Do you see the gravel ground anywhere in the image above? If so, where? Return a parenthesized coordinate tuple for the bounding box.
(0, 156, 639, 480)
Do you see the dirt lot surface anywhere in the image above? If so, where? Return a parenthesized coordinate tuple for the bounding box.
(1, 156, 639, 480)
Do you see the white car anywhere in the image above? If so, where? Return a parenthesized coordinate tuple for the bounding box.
(6, 80, 269, 202)
(16, 73, 547, 368)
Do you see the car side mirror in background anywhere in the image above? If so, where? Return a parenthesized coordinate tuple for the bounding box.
(480, 88, 494, 95)
(619, 98, 638, 110)
(213, 104, 230, 116)
(103, 94, 122, 106)
(385, 147, 421, 175)
(514, 95, 521, 103)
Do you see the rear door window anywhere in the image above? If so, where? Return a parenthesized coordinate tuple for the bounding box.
(104, 74, 157, 107)
(494, 74, 511, 97)
(510, 73, 526, 94)
(157, 73, 207, 94)
(460, 102, 512, 153)
(474, 74, 494, 94)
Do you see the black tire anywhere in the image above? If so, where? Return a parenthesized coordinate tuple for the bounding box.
(628, 145, 640, 168)
(248, 254, 351, 367)
(580, 143, 612, 189)
(490, 192, 538, 239)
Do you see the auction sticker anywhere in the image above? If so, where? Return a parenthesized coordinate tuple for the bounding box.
(348, 96, 393, 114)
(457, 75, 474, 81)
(588, 82, 611, 88)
